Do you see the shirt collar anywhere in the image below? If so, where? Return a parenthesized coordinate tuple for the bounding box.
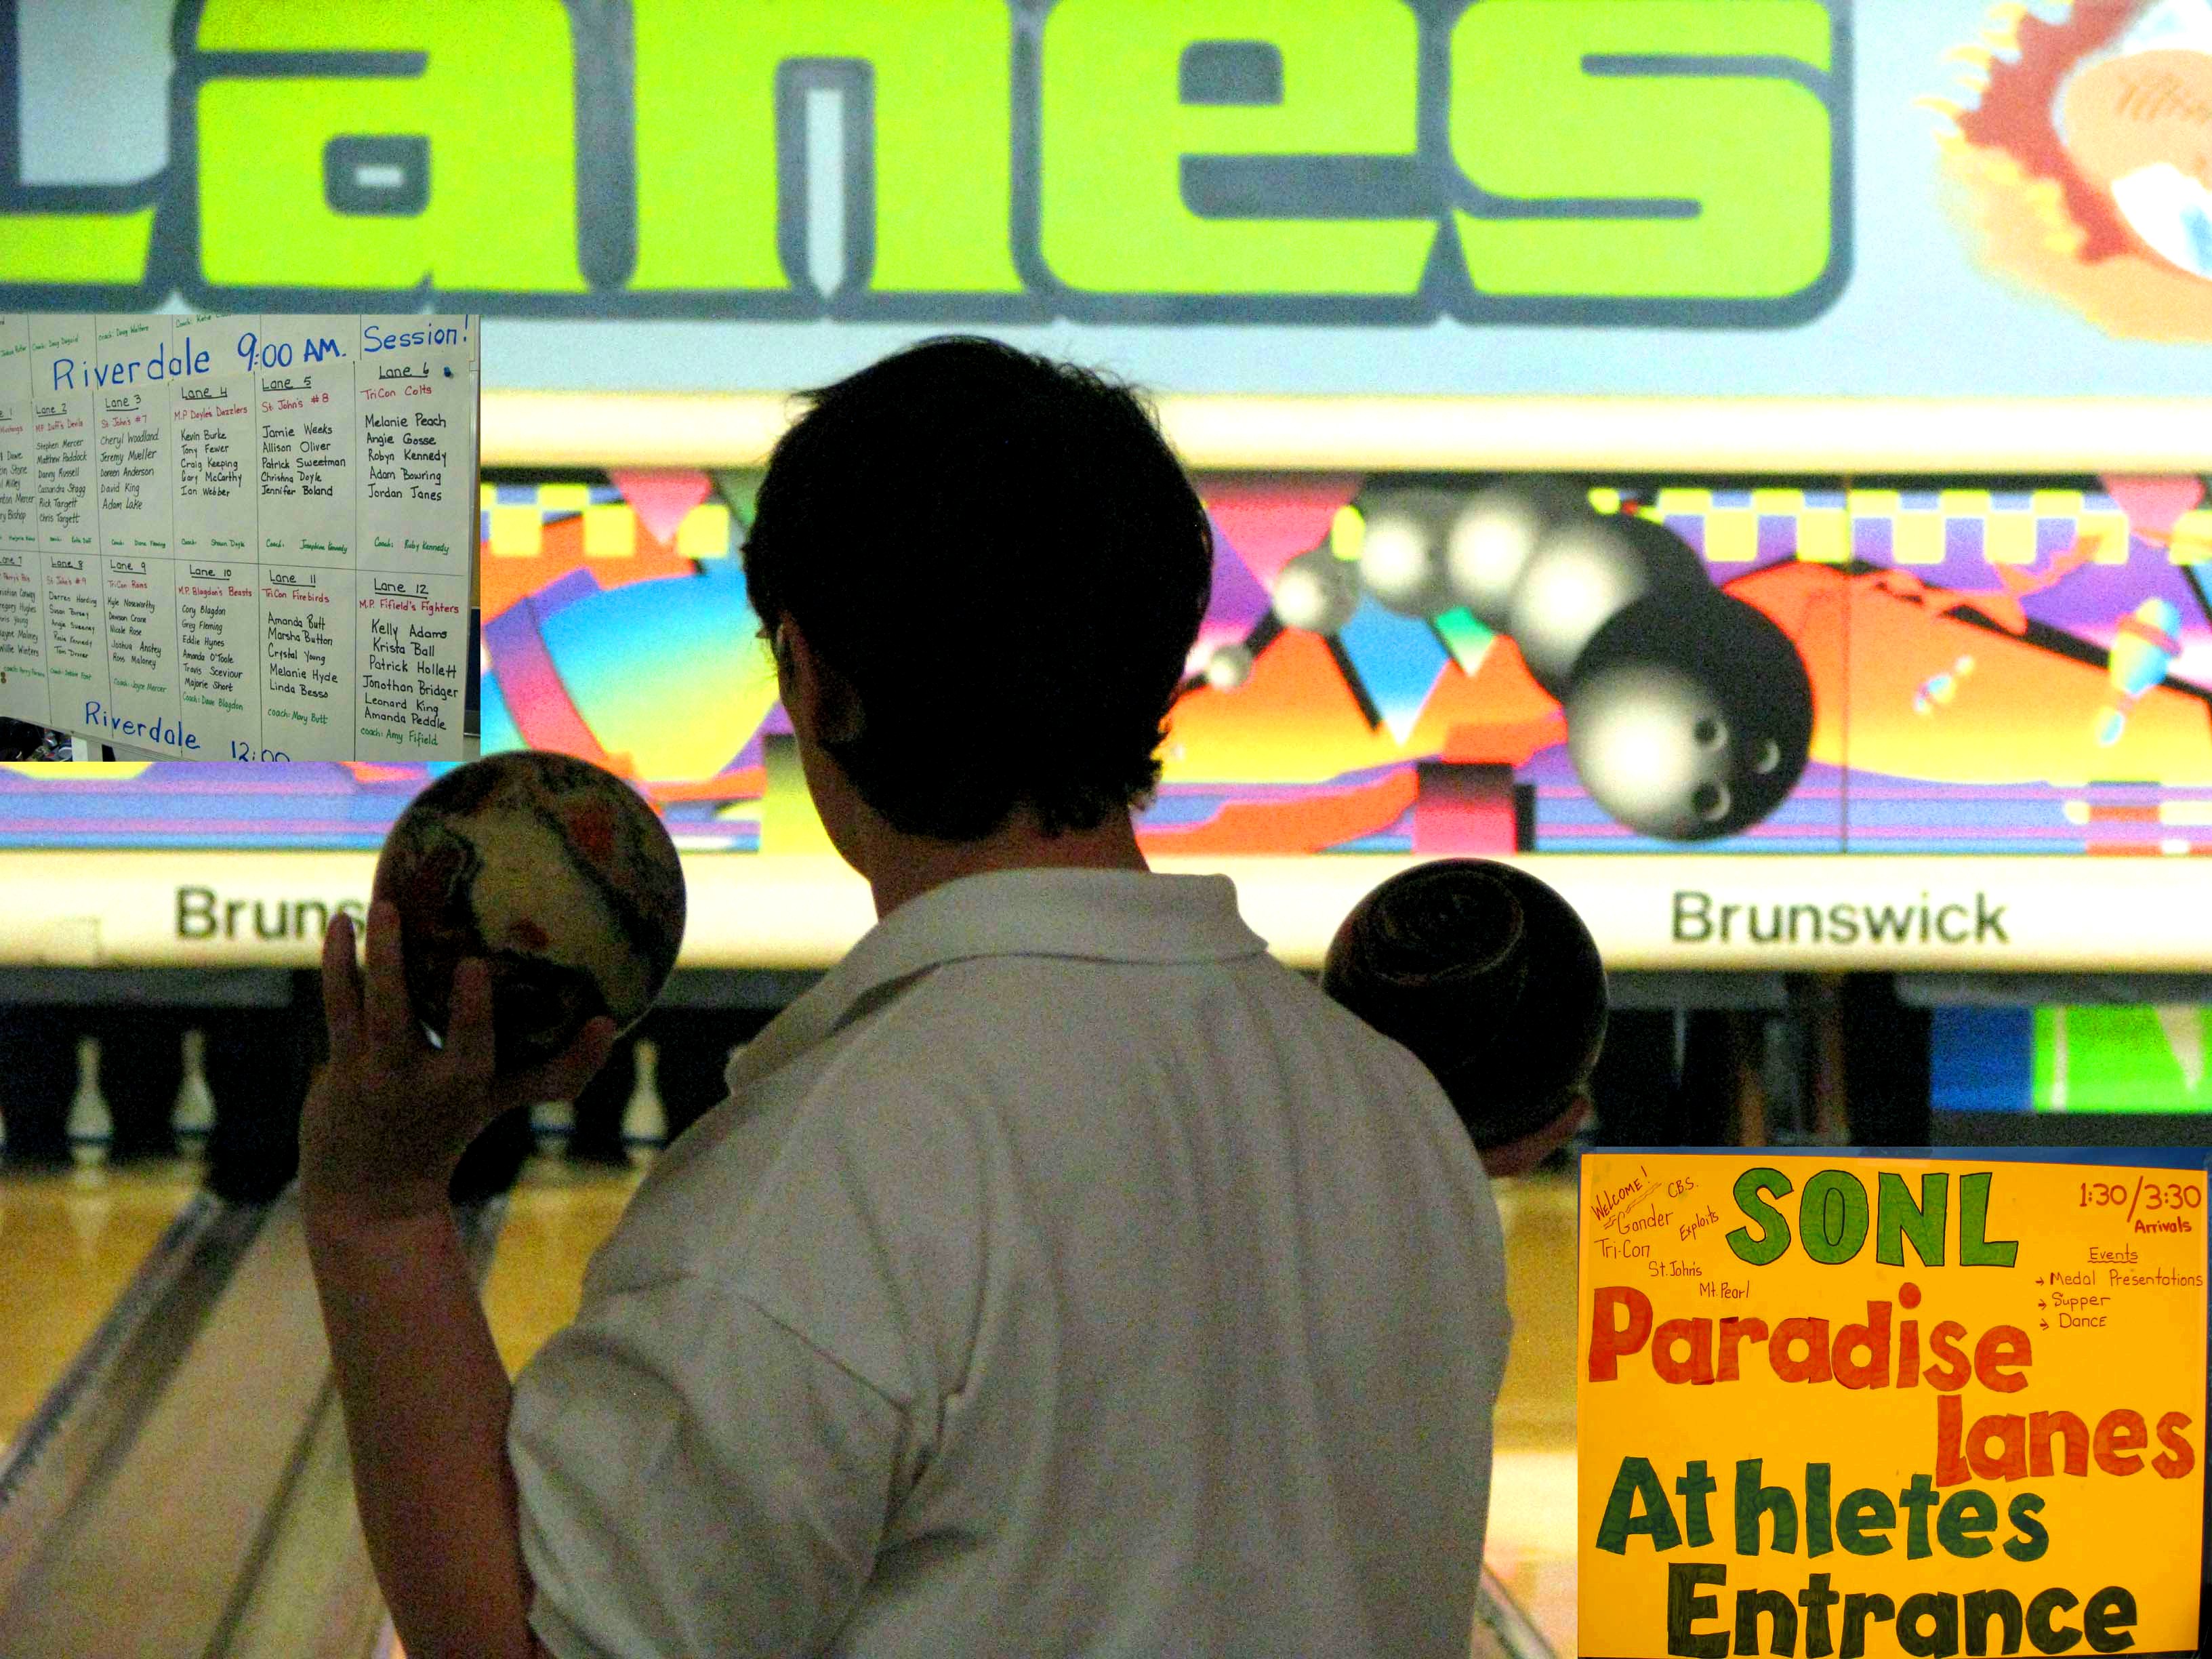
(725, 869, 1267, 1094)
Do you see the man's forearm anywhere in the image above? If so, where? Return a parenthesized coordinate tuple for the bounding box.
(304, 1196, 545, 1659)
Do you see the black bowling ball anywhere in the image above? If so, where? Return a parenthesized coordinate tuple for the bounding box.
(1323, 861, 1607, 1151)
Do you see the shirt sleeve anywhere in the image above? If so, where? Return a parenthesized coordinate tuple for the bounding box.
(509, 1271, 910, 1659)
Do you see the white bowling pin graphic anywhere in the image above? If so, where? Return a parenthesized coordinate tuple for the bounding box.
(1914, 655, 1976, 717)
(2156, 1005, 2208, 1094)
(2097, 597, 2182, 745)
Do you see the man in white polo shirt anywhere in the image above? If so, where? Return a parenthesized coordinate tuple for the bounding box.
(299, 339, 1527, 1658)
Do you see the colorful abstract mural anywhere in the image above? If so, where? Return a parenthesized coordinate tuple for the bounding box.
(3, 464, 2209, 861)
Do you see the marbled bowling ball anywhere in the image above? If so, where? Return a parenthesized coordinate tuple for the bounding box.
(1563, 590, 1814, 842)
(1323, 860, 1607, 1152)
(372, 752, 687, 1072)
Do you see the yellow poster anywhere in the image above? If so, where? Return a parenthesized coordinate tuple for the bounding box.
(1578, 1154, 2208, 1659)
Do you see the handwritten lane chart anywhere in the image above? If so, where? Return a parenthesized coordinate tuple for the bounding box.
(0, 312, 478, 761)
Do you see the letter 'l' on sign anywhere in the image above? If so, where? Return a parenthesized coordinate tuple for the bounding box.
(628, 0, 1025, 296)
(188, 0, 588, 294)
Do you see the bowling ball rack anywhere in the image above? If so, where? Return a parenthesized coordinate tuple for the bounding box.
(0, 1187, 502, 1658)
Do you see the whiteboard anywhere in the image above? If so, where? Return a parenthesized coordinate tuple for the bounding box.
(0, 312, 479, 761)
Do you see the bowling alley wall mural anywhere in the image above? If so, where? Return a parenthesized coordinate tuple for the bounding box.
(459, 466, 2212, 861)
(5, 464, 2212, 870)
(1939, 0, 2212, 340)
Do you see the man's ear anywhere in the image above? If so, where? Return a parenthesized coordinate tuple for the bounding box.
(775, 618, 863, 744)
(769, 621, 804, 724)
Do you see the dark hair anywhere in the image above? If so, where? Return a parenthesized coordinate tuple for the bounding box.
(743, 337, 1213, 840)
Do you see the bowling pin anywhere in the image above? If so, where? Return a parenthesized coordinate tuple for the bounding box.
(172, 1029, 215, 1146)
(622, 1038, 667, 1156)
(532, 1092, 575, 1155)
(68, 1034, 110, 1168)
(1492, 1182, 1521, 1235)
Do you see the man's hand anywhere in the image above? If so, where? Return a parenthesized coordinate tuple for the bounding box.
(298, 900, 617, 1659)
(300, 900, 618, 1223)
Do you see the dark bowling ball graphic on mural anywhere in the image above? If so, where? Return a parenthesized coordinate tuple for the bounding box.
(373, 750, 688, 1072)
(1565, 590, 1814, 841)
(1251, 479, 1818, 843)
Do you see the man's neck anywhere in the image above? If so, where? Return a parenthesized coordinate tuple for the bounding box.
(865, 813, 1149, 920)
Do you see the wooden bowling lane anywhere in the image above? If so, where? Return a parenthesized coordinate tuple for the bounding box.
(0, 1185, 298, 1654)
(0, 1188, 506, 1659)
(478, 1154, 647, 1377)
(1474, 1563, 1565, 1659)
(0, 1157, 205, 1458)
(1483, 1167, 1580, 1658)
(381, 1156, 645, 1659)
(0, 1147, 1574, 1659)
(0, 1145, 642, 1659)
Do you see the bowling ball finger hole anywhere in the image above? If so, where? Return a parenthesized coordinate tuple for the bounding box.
(1753, 738, 1781, 775)
(1694, 717, 1726, 751)
(503, 968, 600, 1029)
(1693, 783, 1730, 823)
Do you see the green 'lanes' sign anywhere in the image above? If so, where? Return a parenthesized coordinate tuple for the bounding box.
(1, 0, 1848, 326)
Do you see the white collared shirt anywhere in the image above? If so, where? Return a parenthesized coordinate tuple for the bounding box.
(510, 869, 1509, 1658)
